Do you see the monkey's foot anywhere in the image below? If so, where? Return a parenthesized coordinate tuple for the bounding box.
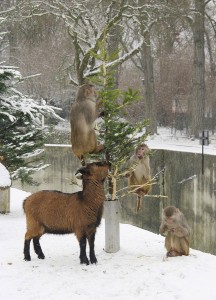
(92, 144, 104, 154)
(167, 250, 182, 257)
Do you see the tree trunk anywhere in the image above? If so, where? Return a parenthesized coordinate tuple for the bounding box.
(141, 30, 157, 134)
(191, 0, 205, 137)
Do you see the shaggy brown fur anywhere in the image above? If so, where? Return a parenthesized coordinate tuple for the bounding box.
(23, 161, 109, 265)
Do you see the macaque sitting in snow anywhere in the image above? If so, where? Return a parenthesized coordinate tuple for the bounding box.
(159, 206, 191, 257)
(126, 144, 151, 213)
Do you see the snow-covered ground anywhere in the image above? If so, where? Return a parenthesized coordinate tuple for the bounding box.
(56, 121, 216, 155)
(146, 127, 216, 155)
(0, 188, 216, 300)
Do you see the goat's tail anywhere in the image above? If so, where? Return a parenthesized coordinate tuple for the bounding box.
(23, 199, 27, 213)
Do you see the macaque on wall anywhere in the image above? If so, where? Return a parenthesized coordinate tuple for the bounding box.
(70, 83, 103, 165)
(159, 206, 191, 257)
(126, 143, 151, 213)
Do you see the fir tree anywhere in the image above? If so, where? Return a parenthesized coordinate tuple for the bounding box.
(0, 65, 62, 184)
(89, 43, 149, 200)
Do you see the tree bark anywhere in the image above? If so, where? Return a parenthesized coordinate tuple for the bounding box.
(191, 0, 205, 137)
(141, 30, 157, 134)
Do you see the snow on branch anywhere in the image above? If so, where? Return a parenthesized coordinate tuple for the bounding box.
(0, 66, 63, 124)
(84, 42, 143, 78)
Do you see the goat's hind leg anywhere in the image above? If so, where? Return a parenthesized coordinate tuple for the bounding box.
(24, 238, 31, 261)
(79, 235, 89, 265)
(33, 237, 45, 259)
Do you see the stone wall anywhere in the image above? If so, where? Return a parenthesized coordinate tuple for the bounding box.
(12, 145, 216, 254)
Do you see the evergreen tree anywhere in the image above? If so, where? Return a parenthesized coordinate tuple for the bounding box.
(89, 43, 149, 200)
(0, 65, 62, 184)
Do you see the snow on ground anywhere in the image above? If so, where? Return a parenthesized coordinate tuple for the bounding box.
(56, 121, 216, 155)
(0, 188, 216, 300)
(146, 127, 216, 155)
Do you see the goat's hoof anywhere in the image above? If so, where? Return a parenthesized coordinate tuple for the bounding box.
(24, 255, 31, 261)
(38, 254, 45, 259)
(80, 258, 89, 265)
(90, 257, 97, 264)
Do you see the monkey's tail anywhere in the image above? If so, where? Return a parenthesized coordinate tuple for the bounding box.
(135, 195, 142, 213)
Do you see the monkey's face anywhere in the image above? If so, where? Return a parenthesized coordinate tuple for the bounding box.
(136, 147, 146, 159)
(87, 84, 97, 99)
(164, 216, 175, 225)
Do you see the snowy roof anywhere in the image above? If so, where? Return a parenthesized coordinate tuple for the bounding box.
(0, 163, 11, 189)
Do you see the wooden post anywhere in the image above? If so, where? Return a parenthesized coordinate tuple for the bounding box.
(0, 188, 10, 214)
(104, 199, 120, 253)
(0, 162, 11, 214)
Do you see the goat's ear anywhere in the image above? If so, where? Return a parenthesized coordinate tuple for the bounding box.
(75, 166, 90, 176)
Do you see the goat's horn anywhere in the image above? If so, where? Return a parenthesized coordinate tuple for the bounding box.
(75, 166, 85, 175)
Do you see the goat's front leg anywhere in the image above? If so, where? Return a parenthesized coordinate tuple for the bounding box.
(88, 231, 97, 264)
(79, 235, 89, 265)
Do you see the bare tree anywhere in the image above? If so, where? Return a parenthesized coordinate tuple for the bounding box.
(191, 0, 206, 137)
(11, 0, 142, 85)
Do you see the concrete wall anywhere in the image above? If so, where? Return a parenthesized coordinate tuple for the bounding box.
(12, 145, 216, 255)
(13, 145, 81, 194)
(120, 149, 216, 254)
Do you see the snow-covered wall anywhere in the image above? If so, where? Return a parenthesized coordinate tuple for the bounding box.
(0, 163, 11, 189)
(0, 163, 11, 213)
(12, 145, 216, 255)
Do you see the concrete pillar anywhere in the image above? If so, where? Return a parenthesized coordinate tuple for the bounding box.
(104, 199, 120, 253)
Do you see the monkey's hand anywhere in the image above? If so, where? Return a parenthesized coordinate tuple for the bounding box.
(98, 111, 106, 118)
(159, 224, 167, 235)
(161, 230, 169, 236)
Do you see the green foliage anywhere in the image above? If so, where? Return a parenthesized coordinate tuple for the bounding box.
(0, 66, 61, 184)
(98, 77, 149, 172)
(0, 71, 13, 93)
(89, 43, 149, 198)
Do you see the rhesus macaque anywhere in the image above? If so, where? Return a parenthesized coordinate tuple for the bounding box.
(159, 206, 191, 257)
(70, 83, 103, 165)
(126, 144, 151, 213)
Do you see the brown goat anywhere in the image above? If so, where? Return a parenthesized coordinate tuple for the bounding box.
(23, 161, 109, 265)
